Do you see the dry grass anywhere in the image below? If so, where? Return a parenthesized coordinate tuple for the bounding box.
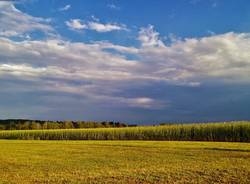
(0, 140, 250, 183)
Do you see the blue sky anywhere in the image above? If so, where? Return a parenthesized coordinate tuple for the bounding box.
(0, 0, 250, 124)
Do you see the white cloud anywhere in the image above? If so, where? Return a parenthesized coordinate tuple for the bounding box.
(1, 2, 250, 110)
(90, 15, 99, 22)
(65, 19, 87, 30)
(59, 4, 71, 11)
(83, 95, 165, 109)
(138, 25, 165, 47)
(0, 1, 54, 38)
(124, 97, 166, 109)
(107, 4, 120, 10)
(137, 27, 250, 84)
(0, 30, 19, 37)
(2, 28, 250, 110)
(1, 27, 250, 110)
(65, 19, 128, 32)
(0, 35, 171, 109)
(0, 64, 47, 77)
(0, 37, 161, 109)
(88, 22, 127, 32)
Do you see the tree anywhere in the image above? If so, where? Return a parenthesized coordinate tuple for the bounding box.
(30, 121, 41, 130)
(22, 121, 30, 130)
(47, 122, 60, 129)
(0, 124, 5, 130)
(62, 121, 74, 129)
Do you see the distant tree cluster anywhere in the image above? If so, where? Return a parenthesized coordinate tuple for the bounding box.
(0, 119, 128, 130)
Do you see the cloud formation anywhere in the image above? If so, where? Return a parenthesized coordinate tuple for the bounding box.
(65, 19, 87, 30)
(59, 4, 71, 11)
(107, 4, 120, 10)
(0, 37, 163, 109)
(1, 2, 250, 121)
(138, 25, 165, 47)
(65, 19, 127, 32)
(138, 26, 250, 84)
(0, 1, 54, 38)
(1, 26, 250, 111)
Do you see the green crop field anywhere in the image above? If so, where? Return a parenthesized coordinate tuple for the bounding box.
(0, 122, 250, 142)
(0, 140, 250, 184)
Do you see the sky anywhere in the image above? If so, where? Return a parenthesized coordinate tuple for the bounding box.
(0, 0, 250, 124)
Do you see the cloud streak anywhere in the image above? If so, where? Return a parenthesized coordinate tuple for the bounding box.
(0, 1, 54, 38)
(59, 4, 71, 11)
(65, 19, 128, 32)
(107, 4, 120, 10)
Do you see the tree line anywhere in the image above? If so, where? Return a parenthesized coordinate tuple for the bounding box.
(0, 119, 129, 130)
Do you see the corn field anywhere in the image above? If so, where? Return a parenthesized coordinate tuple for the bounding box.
(0, 121, 249, 142)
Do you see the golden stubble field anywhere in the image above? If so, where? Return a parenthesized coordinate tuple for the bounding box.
(0, 140, 249, 184)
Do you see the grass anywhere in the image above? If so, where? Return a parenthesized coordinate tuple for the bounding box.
(0, 140, 250, 184)
(0, 122, 250, 142)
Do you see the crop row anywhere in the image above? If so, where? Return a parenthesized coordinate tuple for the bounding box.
(0, 122, 249, 142)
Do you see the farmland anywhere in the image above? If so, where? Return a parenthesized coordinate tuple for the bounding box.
(0, 122, 249, 142)
(1, 122, 250, 183)
(0, 140, 249, 184)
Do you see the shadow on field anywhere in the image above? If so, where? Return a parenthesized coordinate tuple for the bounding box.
(204, 148, 250, 152)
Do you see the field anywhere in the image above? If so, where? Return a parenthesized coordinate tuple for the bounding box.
(0, 140, 250, 184)
(0, 122, 250, 142)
